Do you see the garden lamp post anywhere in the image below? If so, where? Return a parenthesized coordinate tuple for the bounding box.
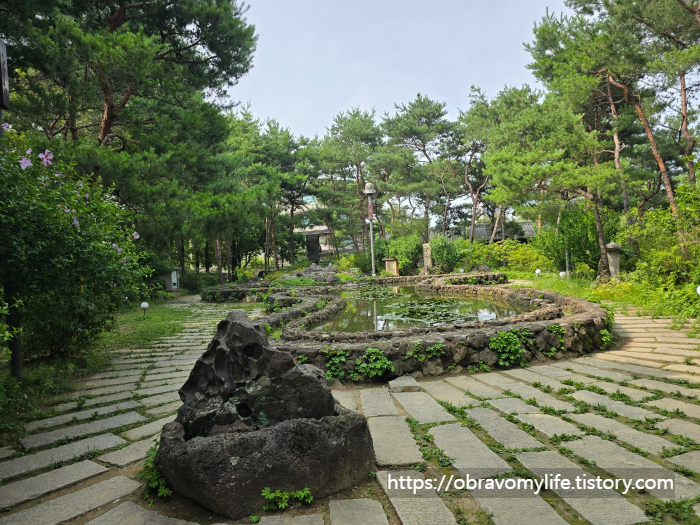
(535, 269, 541, 278)
(363, 182, 377, 276)
(141, 302, 149, 316)
(697, 285, 700, 298)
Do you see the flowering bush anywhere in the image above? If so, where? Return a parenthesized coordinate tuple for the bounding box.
(0, 132, 149, 359)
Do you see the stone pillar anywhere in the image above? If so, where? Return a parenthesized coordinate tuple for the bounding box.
(422, 243, 432, 272)
(305, 234, 321, 264)
(383, 257, 399, 276)
(605, 242, 621, 279)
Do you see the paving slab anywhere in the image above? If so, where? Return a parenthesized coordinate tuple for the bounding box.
(529, 364, 571, 378)
(99, 438, 155, 467)
(0, 434, 125, 482)
(517, 450, 650, 525)
(515, 413, 583, 438)
(474, 372, 516, 387)
(666, 451, 700, 474)
(376, 471, 457, 525)
(138, 391, 181, 407)
(0, 447, 13, 461)
(137, 378, 186, 390)
(144, 371, 190, 382)
(329, 498, 388, 525)
(559, 373, 599, 385)
(665, 364, 700, 375)
(630, 378, 700, 397)
(572, 390, 663, 420)
(470, 480, 568, 525)
(568, 412, 673, 454)
(86, 501, 203, 524)
(505, 383, 573, 412)
(608, 351, 686, 363)
(331, 391, 358, 411)
(0, 460, 106, 509)
(644, 398, 700, 419)
(392, 392, 455, 424)
(658, 419, 700, 441)
(83, 383, 138, 396)
(554, 361, 632, 381)
(135, 383, 181, 397)
(444, 376, 506, 399)
(389, 376, 421, 392)
(52, 392, 134, 413)
(367, 416, 423, 466)
(431, 423, 511, 478)
(0, 475, 141, 525)
(487, 397, 541, 415)
(122, 415, 175, 441)
(146, 401, 181, 418)
(360, 389, 398, 417)
(419, 380, 474, 407)
(21, 412, 146, 449)
(589, 382, 649, 402)
(501, 368, 558, 385)
(259, 515, 324, 525)
(568, 436, 700, 500)
(587, 355, 684, 375)
(86, 370, 143, 380)
(25, 401, 142, 432)
(466, 408, 543, 450)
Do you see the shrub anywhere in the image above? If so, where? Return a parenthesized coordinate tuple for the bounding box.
(387, 234, 423, 275)
(430, 235, 461, 273)
(179, 272, 204, 294)
(353, 348, 395, 379)
(489, 331, 527, 367)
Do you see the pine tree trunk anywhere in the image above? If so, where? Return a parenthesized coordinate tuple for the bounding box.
(489, 206, 502, 244)
(215, 238, 224, 285)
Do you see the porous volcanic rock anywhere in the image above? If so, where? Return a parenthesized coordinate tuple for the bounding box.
(155, 311, 374, 519)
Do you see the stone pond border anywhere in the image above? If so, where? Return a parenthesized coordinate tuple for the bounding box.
(202, 272, 612, 381)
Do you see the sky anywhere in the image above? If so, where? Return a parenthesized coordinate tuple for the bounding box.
(227, 0, 572, 138)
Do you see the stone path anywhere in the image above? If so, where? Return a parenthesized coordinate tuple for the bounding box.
(4, 299, 700, 524)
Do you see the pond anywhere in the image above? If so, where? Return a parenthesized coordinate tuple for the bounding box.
(309, 286, 531, 332)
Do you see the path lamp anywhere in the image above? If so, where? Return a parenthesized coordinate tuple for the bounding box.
(697, 285, 700, 298)
(141, 302, 149, 316)
(363, 182, 378, 277)
(559, 271, 567, 279)
(535, 269, 541, 278)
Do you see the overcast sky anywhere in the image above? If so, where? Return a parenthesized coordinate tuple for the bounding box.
(228, 0, 571, 138)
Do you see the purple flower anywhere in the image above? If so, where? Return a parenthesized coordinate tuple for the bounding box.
(19, 157, 32, 170)
(26, 148, 32, 155)
(117, 248, 122, 254)
(54, 173, 61, 177)
(39, 149, 54, 166)
(84, 193, 89, 198)
(62, 207, 70, 213)
(132, 232, 140, 240)
(1, 123, 10, 131)
(88, 304, 95, 310)
(111, 243, 118, 249)
(72, 217, 80, 227)
(113, 283, 117, 288)
(122, 257, 127, 263)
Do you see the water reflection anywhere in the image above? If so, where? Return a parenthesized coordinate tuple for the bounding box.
(310, 286, 530, 332)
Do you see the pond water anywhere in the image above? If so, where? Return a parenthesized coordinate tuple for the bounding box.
(309, 286, 531, 332)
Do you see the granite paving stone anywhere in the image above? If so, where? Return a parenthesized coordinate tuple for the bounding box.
(0, 447, 13, 461)
(554, 361, 632, 381)
(25, 401, 142, 432)
(0, 434, 125, 482)
(329, 498, 388, 525)
(52, 392, 133, 413)
(331, 391, 358, 411)
(558, 373, 599, 384)
(419, 380, 474, 407)
(143, 371, 190, 382)
(83, 383, 137, 396)
(474, 373, 516, 388)
(572, 390, 663, 420)
(137, 391, 181, 407)
(367, 416, 423, 466)
(487, 397, 541, 415)
(0, 460, 106, 509)
(360, 388, 398, 417)
(431, 423, 511, 478)
(389, 376, 421, 392)
(588, 381, 649, 402)
(137, 378, 187, 390)
(515, 414, 583, 438)
(377, 471, 457, 525)
(630, 378, 700, 397)
(517, 450, 649, 525)
(505, 383, 573, 412)
(86, 370, 143, 380)
(466, 408, 543, 450)
(85, 501, 203, 524)
(658, 419, 700, 441)
(470, 481, 568, 525)
(145, 401, 182, 418)
(99, 439, 155, 467)
(568, 412, 673, 454)
(0, 476, 141, 525)
(666, 451, 700, 474)
(122, 415, 175, 441)
(528, 364, 571, 378)
(392, 392, 456, 424)
(21, 412, 146, 449)
(444, 376, 506, 399)
(644, 398, 700, 419)
(259, 515, 325, 525)
(135, 383, 181, 397)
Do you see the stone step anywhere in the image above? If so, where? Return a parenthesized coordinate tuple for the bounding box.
(419, 380, 475, 407)
(85, 501, 208, 524)
(25, 401, 142, 432)
(571, 390, 662, 420)
(502, 368, 559, 385)
(377, 470, 457, 525)
(20, 412, 146, 449)
(146, 401, 182, 418)
(667, 451, 700, 474)
(0, 460, 106, 509)
(83, 383, 138, 396)
(0, 475, 141, 525)
(143, 371, 190, 382)
(331, 390, 358, 411)
(52, 392, 134, 413)
(444, 376, 506, 399)
(567, 436, 700, 500)
(466, 408, 543, 450)
(430, 423, 511, 478)
(122, 415, 176, 441)
(137, 378, 186, 391)
(644, 398, 700, 419)
(581, 357, 689, 380)
(0, 434, 125, 482)
(360, 389, 398, 417)
(99, 438, 155, 467)
(665, 364, 700, 375)
(86, 370, 144, 380)
(588, 381, 649, 402)
(568, 412, 674, 455)
(0, 448, 14, 461)
(138, 391, 181, 407)
(134, 383, 181, 397)
(329, 498, 388, 525)
(559, 373, 598, 384)
(473, 372, 516, 388)
(367, 416, 423, 466)
(487, 397, 540, 415)
(528, 364, 571, 378)
(608, 350, 686, 363)
(658, 419, 700, 441)
(391, 392, 455, 424)
(388, 376, 421, 393)
(515, 414, 584, 439)
(629, 378, 700, 397)
(504, 383, 573, 412)
(470, 479, 568, 525)
(517, 450, 649, 525)
(553, 361, 632, 382)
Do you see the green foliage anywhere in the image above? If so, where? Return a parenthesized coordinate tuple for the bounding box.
(320, 348, 349, 381)
(353, 348, 395, 380)
(599, 329, 613, 350)
(386, 234, 423, 275)
(405, 342, 446, 363)
(269, 277, 318, 287)
(645, 498, 697, 522)
(488, 329, 532, 367)
(430, 235, 461, 273)
(137, 440, 172, 506)
(261, 487, 313, 511)
(547, 325, 566, 351)
(250, 516, 261, 524)
(468, 362, 491, 374)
